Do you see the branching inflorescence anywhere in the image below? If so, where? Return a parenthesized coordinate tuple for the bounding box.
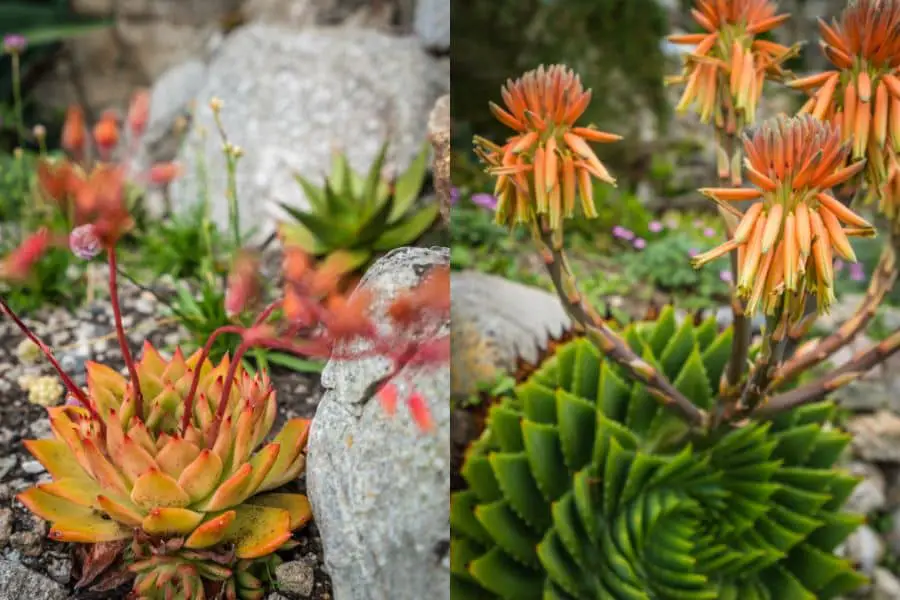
(457, 29, 900, 590)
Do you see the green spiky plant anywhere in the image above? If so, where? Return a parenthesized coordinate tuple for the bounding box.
(450, 62, 900, 599)
(451, 309, 866, 599)
(278, 141, 440, 278)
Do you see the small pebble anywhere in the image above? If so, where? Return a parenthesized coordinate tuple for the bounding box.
(20, 461, 44, 475)
(0, 508, 12, 547)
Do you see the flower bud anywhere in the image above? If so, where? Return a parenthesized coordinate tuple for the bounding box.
(127, 89, 150, 137)
(70, 224, 102, 260)
(93, 111, 119, 151)
(62, 106, 86, 154)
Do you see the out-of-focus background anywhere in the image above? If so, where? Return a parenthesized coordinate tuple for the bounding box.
(0, 0, 449, 237)
(449, 2, 900, 591)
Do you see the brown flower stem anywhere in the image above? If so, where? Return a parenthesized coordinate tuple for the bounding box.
(207, 339, 252, 447)
(736, 314, 787, 415)
(536, 224, 709, 428)
(180, 324, 245, 436)
(0, 295, 95, 416)
(771, 242, 898, 388)
(715, 127, 752, 394)
(107, 247, 143, 421)
(755, 328, 900, 418)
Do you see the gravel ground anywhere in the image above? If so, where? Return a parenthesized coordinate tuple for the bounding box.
(0, 275, 333, 599)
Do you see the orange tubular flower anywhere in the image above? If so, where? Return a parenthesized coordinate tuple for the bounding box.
(668, 0, 795, 182)
(793, 0, 900, 219)
(692, 115, 875, 316)
(474, 64, 621, 231)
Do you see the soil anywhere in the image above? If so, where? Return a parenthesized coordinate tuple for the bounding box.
(0, 278, 334, 599)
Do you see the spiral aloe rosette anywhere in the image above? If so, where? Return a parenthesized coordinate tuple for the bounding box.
(451, 307, 866, 599)
(16, 342, 312, 560)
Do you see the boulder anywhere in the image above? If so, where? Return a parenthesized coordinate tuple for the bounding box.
(169, 24, 448, 242)
(0, 560, 67, 600)
(306, 247, 449, 600)
(450, 271, 571, 399)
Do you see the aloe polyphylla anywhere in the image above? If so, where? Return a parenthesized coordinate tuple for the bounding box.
(459, 64, 900, 598)
(452, 311, 866, 599)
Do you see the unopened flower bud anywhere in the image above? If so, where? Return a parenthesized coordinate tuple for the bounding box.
(93, 110, 119, 151)
(149, 162, 181, 185)
(210, 97, 223, 112)
(62, 105, 86, 154)
(127, 89, 150, 137)
(70, 224, 102, 260)
(32, 124, 46, 141)
(3, 34, 26, 54)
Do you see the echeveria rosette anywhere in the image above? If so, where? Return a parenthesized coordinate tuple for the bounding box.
(451, 307, 866, 599)
(128, 535, 283, 600)
(17, 342, 311, 566)
(667, 0, 796, 183)
(473, 64, 622, 232)
(792, 0, 900, 220)
(692, 115, 875, 317)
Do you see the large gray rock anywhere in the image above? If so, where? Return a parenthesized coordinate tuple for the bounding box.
(169, 24, 448, 242)
(0, 560, 67, 600)
(450, 271, 571, 398)
(414, 0, 449, 51)
(306, 247, 449, 600)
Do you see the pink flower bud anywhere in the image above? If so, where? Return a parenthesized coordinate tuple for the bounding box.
(69, 224, 102, 260)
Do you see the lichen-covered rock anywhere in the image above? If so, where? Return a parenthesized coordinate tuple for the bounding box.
(848, 411, 900, 463)
(450, 270, 571, 399)
(427, 95, 450, 225)
(306, 247, 449, 600)
(414, 0, 449, 51)
(170, 24, 449, 242)
(0, 560, 67, 600)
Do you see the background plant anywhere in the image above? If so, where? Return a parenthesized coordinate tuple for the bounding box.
(279, 140, 440, 279)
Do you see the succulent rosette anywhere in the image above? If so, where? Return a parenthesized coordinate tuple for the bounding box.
(791, 0, 900, 220)
(16, 342, 311, 568)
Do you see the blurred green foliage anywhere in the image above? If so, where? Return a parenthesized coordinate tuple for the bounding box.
(0, 0, 112, 151)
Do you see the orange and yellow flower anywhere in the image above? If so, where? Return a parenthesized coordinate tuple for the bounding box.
(692, 115, 875, 316)
(792, 0, 900, 220)
(667, 0, 796, 182)
(474, 64, 621, 231)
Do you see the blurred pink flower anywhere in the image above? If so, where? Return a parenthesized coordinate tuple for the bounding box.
(719, 270, 733, 282)
(633, 238, 646, 249)
(648, 221, 663, 233)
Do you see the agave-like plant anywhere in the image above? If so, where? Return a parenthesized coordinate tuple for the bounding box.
(452, 309, 866, 599)
(279, 141, 441, 277)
